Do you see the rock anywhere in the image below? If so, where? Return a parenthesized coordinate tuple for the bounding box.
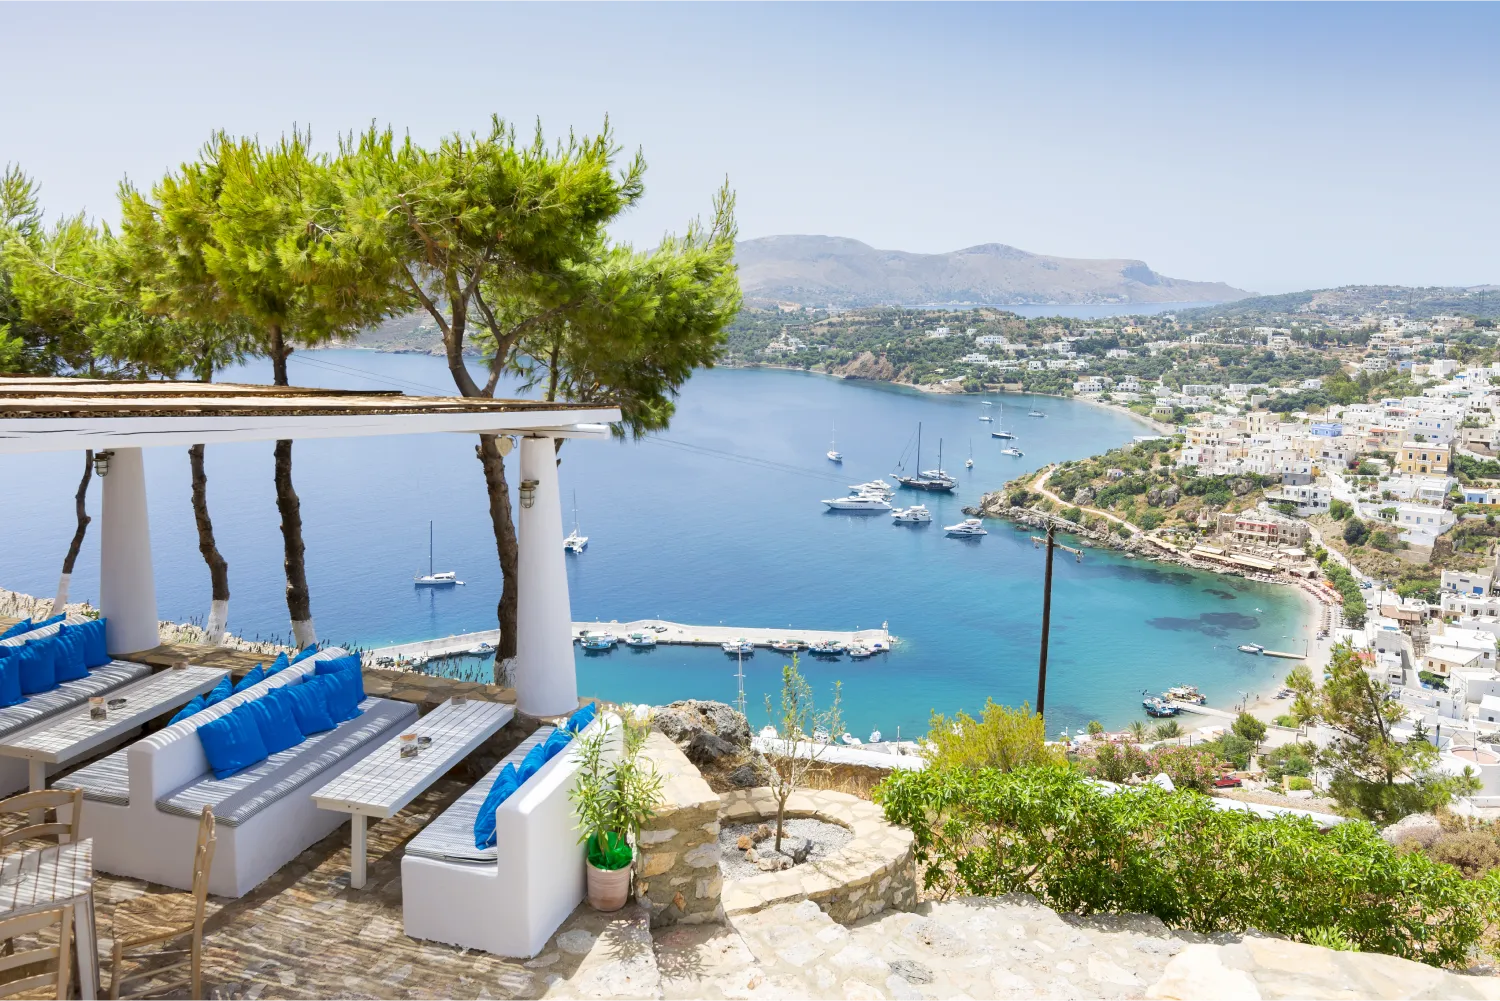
(887, 960, 933, 985)
(1075, 487, 1095, 505)
(1161, 485, 1181, 506)
(755, 823, 772, 841)
(1231, 478, 1252, 496)
(1380, 812, 1443, 848)
(786, 837, 813, 865)
(729, 764, 760, 787)
(1147, 487, 1163, 506)
(736, 835, 753, 851)
(746, 849, 758, 863)
(757, 856, 788, 872)
(690, 730, 738, 762)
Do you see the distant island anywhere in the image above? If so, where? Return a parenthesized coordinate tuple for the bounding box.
(733, 234, 1252, 308)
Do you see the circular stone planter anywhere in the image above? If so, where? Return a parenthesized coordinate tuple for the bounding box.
(718, 788, 917, 925)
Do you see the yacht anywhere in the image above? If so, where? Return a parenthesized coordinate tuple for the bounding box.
(827, 424, 842, 463)
(623, 631, 657, 648)
(965, 440, 974, 469)
(1028, 409, 1046, 418)
(868, 729, 883, 743)
(990, 410, 1017, 440)
(812, 728, 832, 743)
(891, 504, 932, 524)
(1238, 643, 1264, 655)
(413, 522, 464, 586)
(1164, 685, 1206, 704)
(979, 413, 994, 423)
(563, 491, 588, 553)
(823, 493, 892, 512)
(722, 638, 755, 656)
(848, 479, 893, 497)
(892, 422, 957, 492)
(944, 518, 988, 538)
(1001, 446, 1024, 458)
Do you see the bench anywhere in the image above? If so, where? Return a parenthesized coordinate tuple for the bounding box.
(401, 713, 618, 958)
(56, 648, 417, 897)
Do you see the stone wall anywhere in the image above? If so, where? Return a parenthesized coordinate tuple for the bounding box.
(719, 787, 917, 925)
(634, 732, 724, 927)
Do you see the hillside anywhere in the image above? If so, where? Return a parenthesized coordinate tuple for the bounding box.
(1177, 285, 1500, 323)
(734, 235, 1252, 308)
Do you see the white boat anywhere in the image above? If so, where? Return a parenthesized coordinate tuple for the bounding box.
(1238, 644, 1264, 655)
(848, 644, 874, 660)
(722, 638, 755, 655)
(990, 409, 1016, 440)
(1001, 446, 1024, 458)
(945, 518, 988, 538)
(812, 728, 831, 743)
(823, 493, 892, 512)
(892, 422, 957, 492)
(827, 423, 842, 463)
(413, 521, 464, 586)
(1028, 409, 1046, 418)
(979, 414, 994, 423)
(624, 631, 657, 648)
(869, 729, 883, 743)
(965, 440, 974, 469)
(759, 725, 778, 740)
(891, 504, 932, 524)
(848, 479, 893, 497)
(563, 491, 588, 553)
(981, 401, 993, 407)
(840, 732, 863, 746)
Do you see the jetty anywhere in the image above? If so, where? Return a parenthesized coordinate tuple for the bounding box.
(364, 619, 894, 666)
(1165, 700, 1238, 720)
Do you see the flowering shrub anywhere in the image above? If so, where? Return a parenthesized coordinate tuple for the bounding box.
(1077, 742, 1221, 792)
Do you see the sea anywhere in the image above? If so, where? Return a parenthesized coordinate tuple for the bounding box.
(0, 347, 1311, 739)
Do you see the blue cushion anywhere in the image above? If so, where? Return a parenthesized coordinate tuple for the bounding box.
(565, 702, 598, 734)
(169, 695, 206, 726)
(541, 728, 573, 762)
(0, 619, 32, 640)
(291, 645, 318, 664)
(196, 705, 269, 780)
(74, 619, 108, 668)
(244, 690, 303, 755)
(0, 658, 25, 708)
(203, 676, 232, 707)
(52, 627, 88, 683)
(279, 679, 337, 734)
(473, 763, 520, 849)
(307, 671, 360, 723)
(264, 652, 290, 675)
(516, 743, 547, 784)
(31, 614, 65, 631)
(16, 638, 57, 695)
(314, 654, 366, 703)
(233, 665, 265, 693)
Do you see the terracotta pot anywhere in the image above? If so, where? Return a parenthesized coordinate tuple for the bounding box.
(586, 859, 633, 912)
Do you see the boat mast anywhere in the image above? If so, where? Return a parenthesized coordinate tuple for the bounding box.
(916, 422, 922, 474)
(428, 520, 433, 576)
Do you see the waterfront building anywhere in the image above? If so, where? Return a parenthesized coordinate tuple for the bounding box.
(1214, 509, 1309, 548)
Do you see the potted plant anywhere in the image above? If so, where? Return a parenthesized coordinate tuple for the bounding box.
(569, 706, 663, 911)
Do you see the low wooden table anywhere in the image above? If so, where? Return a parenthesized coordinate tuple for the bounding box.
(311, 698, 513, 888)
(0, 839, 99, 999)
(0, 666, 226, 794)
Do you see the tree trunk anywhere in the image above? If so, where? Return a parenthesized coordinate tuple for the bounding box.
(52, 450, 93, 615)
(775, 791, 787, 854)
(188, 444, 231, 644)
(268, 323, 315, 646)
(475, 434, 519, 684)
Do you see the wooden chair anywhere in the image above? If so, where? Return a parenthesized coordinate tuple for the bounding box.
(0, 907, 72, 999)
(0, 789, 82, 852)
(108, 807, 216, 1000)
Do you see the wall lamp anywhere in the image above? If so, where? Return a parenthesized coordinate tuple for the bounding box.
(519, 479, 539, 509)
(92, 450, 115, 478)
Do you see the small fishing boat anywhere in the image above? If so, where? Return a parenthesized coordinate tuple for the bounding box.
(848, 644, 874, 659)
(868, 729, 883, 743)
(721, 638, 755, 656)
(769, 639, 803, 653)
(580, 633, 616, 652)
(840, 732, 863, 746)
(809, 639, 844, 657)
(624, 631, 657, 648)
(1142, 695, 1179, 717)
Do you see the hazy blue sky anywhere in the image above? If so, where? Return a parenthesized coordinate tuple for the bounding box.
(2, 2, 1495, 294)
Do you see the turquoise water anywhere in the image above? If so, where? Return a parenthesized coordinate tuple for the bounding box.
(0, 351, 1311, 737)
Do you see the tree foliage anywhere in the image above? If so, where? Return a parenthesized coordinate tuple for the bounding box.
(922, 699, 1061, 773)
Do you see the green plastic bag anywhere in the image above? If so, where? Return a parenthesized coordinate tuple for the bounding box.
(587, 831, 633, 871)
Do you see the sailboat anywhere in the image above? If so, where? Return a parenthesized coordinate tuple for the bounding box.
(893, 423, 956, 492)
(965, 439, 974, 469)
(827, 423, 843, 463)
(564, 491, 588, 553)
(990, 407, 1016, 440)
(414, 521, 463, 586)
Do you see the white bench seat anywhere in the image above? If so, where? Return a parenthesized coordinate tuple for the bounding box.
(404, 726, 553, 864)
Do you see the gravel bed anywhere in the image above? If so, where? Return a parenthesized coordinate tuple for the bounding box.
(718, 817, 852, 880)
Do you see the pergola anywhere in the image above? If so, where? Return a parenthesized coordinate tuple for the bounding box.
(0, 376, 621, 717)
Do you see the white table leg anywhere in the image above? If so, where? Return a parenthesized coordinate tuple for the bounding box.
(74, 894, 98, 1000)
(27, 760, 46, 825)
(350, 814, 367, 889)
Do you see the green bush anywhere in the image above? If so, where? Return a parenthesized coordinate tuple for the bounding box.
(1419, 670, 1449, 691)
(1321, 561, 1367, 627)
(1288, 776, 1313, 791)
(1274, 714, 1301, 729)
(875, 766, 1498, 967)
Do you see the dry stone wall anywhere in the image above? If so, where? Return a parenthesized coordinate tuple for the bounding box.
(634, 732, 724, 927)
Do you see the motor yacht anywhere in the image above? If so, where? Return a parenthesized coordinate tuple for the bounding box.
(722, 638, 755, 656)
(848, 479, 893, 497)
(823, 493, 892, 512)
(1164, 685, 1206, 704)
(891, 504, 932, 524)
(1238, 644, 1264, 655)
(944, 518, 988, 538)
(1001, 446, 1024, 457)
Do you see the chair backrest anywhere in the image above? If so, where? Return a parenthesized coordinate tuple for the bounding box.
(0, 788, 81, 852)
(191, 807, 216, 928)
(0, 906, 71, 999)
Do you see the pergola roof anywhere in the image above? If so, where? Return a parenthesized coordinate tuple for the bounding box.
(0, 376, 620, 453)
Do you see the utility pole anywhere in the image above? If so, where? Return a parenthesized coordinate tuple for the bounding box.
(1030, 519, 1083, 717)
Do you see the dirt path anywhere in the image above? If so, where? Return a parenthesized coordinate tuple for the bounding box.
(1030, 464, 1147, 535)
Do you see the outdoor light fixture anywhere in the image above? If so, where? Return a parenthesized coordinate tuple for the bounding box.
(92, 450, 115, 477)
(519, 479, 539, 508)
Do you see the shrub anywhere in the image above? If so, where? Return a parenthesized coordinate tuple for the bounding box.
(1288, 776, 1313, 791)
(1079, 741, 1151, 783)
(1344, 518, 1370, 546)
(1426, 831, 1500, 879)
(874, 766, 1498, 967)
(1232, 712, 1268, 747)
(1418, 670, 1449, 691)
(922, 699, 1062, 773)
(1149, 745, 1220, 792)
(1086, 720, 1104, 736)
(1329, 499, 1352, 521)
(1062, 506, 1083, 523)
(1264, 743, 1315, 781)
(1274, 714, 1300, 729)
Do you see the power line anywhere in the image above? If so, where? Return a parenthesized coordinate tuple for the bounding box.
(287, 352, 458, 396)
(640, 435, 867, 485)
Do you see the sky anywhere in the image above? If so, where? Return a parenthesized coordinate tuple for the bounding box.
(2, 2, 1496, 296)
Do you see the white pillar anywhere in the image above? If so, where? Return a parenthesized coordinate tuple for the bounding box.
(514, 434, 577, 716)
(99, 448, 160, 655)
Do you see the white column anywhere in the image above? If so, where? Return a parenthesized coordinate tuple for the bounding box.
(99, 448, 160, 655)
(514, 434, 577, 716)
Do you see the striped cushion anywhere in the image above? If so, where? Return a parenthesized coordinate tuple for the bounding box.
(54, 749, 130, 806)
(404, 726, 556, 864)
(0, 661, 149, 740)
(156, 697, 417, 827)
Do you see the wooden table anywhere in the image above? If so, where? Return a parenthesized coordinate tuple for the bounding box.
(0, 839, 98, 999)
(0, 666, 226, 794)
(311, 699, 513, 888)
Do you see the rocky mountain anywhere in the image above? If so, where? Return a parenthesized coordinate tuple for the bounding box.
(734, 235, 1252, 308)
(1176, 284, 1500, 322)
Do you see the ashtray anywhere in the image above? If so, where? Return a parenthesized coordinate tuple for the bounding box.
(415, 736, 433, 748)
(107, 698, 128, 710)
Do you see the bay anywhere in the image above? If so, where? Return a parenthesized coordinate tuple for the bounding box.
(0, 350, 1311, 738)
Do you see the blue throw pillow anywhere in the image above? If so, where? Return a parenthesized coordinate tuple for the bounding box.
(16, 638, 57, 695)
(244, 691, 303, 755)
(473, 763, 520, 849)
(0, 619, 32, 640)
(279, 680, 336, 734)
(196, 705, 269, 780)
(317, 671, 362, 723)
(0, 658, 25, 709)
(264, 652, 290, 675)
(203, 676, 232, 707)
(565, 702, 598, 734)
(75, 619, 108, 668)
(541, 728, 573, 762)
(516, 742, 548, 784)
(52, 628, 88, 683)
(31, 614, 65, 631)
(291, 645, 318, 664)
(169, 695, 206, 726)
(233, 665, 265, 693)
(315, 653, 362, 677)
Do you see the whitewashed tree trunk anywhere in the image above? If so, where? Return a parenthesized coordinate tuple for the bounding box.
(495, 655, 517, 688)
(50, 573, 71, 617)
(205, 599, 229, 645)
(292, 618, 317, 648)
